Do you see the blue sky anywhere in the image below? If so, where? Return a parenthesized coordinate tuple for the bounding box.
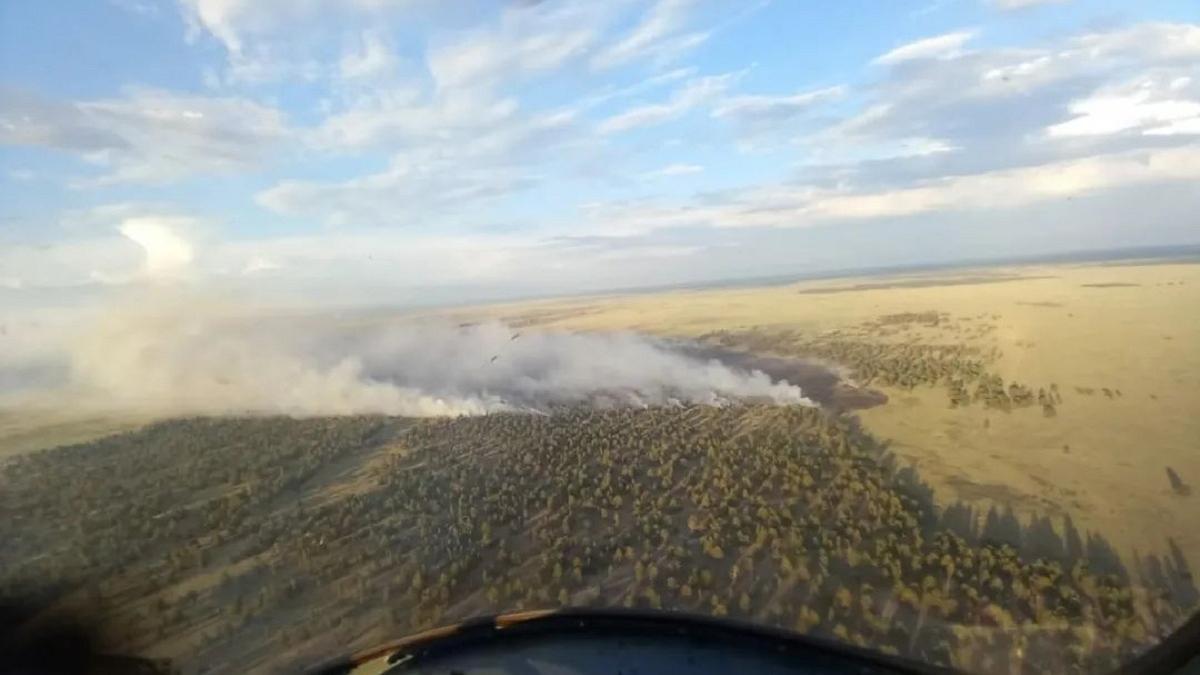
(1, 0, 1199, 306)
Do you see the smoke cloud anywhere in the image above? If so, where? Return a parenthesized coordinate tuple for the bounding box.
(2, 296, 811, 418)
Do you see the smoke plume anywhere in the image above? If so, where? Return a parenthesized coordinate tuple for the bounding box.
(3, 297, 811, 417)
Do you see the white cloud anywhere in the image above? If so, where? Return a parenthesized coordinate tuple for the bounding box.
(575, 144, 1200, 235)
(310, 88, 498, 150)
(119, 216, 197, 279)
(261, 106, 583, 225)
(980, 54, 1053, 84)
(1069, 22, 1200, 62)
(177, 0, 425, 84)
(1147, 118, 1200, 136)
(181, 0, 623, 88)
(285, 3, 610, 226)
(1048, 87, 1200, 138)
(712, 86, 845, 122)
(0, 88, 124, 151)
(0, 206, 215, 290)
(812, 21, 1200, 184)
(0, 236, 138, 290)
(11, 7, 1200, 304)
(578, 67, 697, 109)
(2, 209, 530, 294)
(0, 87, 289, 184)
(711, 85, 845, 145)
(110, 0, 160, 16)
(178, 0, 376, 55)
(872, 30, 977, 66)
(642, 163, 703, 178)
(599, 73, 735, 133)
(801, 145, 1200, 220)
(339, 30, 399, 81)
(989, 0, 1069, 10)
(427, 5, 602, 91)
(591, 0, 706, 70)
(257, 156, 535, 227)
(800, 135, 958, 166)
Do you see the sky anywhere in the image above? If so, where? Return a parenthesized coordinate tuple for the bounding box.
(1, 0, 1199, 308)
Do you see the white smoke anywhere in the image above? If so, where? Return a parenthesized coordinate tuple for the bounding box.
(4, 296, 811, 417)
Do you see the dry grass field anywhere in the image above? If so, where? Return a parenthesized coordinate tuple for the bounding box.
(6, 261, 1195, 566)
(476, 262, 1200, 563)
(2, 259, 1196, 674)
(0, 409, 153, 459)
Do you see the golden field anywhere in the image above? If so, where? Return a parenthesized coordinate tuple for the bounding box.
(0, 409, 153, 459)
(479, 261, 1200, 563)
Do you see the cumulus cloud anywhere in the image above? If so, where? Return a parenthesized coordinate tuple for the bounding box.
(1, 209, 720, 300)
(0, 87, 288, 184)
(0, 207, 209, 290)
(809, 21, 1200, 189)
(119, 217, 197, 279)
(9, 6, 1200, 310)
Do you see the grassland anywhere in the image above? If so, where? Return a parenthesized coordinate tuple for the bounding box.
(474, 262, 1200, 564)
(0, 409, 153, 459)
(2, 259, 1196, 674)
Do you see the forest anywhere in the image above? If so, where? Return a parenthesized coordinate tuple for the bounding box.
(1, 405, 1195, 674)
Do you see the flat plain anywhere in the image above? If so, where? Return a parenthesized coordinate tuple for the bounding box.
(473, 261, 1200, 563)
(2, 259, 1197, 675)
